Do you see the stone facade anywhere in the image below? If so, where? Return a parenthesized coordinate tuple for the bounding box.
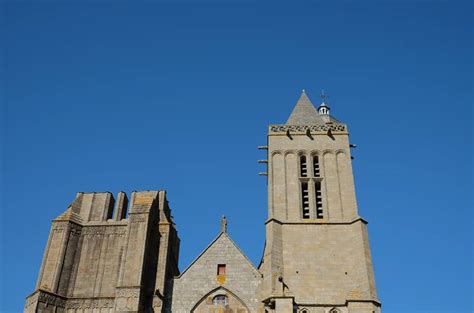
(25, 91, 381, 313)
(259, 91, 380, 312)
(170, 231, 262, 313)
(25, 190, 180, 313)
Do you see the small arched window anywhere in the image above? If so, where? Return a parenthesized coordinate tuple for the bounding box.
(329, 308, 340, 313)
(212, 295, 228, 307)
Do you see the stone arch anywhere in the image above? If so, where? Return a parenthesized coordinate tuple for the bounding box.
(191, 286, 250, 313)
(335, 149, 346, 156)
(322, 149, 333, 156)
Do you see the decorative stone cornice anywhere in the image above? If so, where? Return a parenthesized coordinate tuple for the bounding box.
(265, 217, 368, 225)
(269, 124, 346, 134)
(80, 226, 127, 237)
(346, 299, 382, 307)
(25, 290, 67, 308)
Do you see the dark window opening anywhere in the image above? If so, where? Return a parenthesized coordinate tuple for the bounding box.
(217, 264, 226, 275)
(300, 155, 307, 177)
(301, 182, 310, 219)
(313, 156, 320, 177)
(315, 181, 323, 219)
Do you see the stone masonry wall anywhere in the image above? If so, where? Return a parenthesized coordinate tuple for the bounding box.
(281, 221, 378, 305)
(170, 233, 263, 313)
(25, 190, 180, 313)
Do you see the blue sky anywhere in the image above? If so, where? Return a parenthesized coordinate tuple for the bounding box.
(1, 0, 472, 312)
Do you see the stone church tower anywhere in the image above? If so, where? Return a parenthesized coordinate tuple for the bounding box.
(24, 91, 380, 313)
(259, 91, 380, 312)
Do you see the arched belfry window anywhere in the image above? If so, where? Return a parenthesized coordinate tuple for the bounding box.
(329, 308, 341, 313)
(300, 155, 310, 219)
(213, 295, 228, 307)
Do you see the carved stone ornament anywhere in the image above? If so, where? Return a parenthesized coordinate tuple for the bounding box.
(116, 287, 140, 297)
(270, 124, 346, 133)
(115, 287, 140, 311)
(66, 298, 114, 309)
(39, 293, 66, 306)
(81, 226, 106, 236)
(52, 223, 69, 232)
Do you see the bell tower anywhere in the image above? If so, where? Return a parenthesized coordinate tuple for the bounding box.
(259, 90, 381, 312)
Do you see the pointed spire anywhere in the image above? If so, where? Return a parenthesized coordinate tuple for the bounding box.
(286, 90, 320, 125)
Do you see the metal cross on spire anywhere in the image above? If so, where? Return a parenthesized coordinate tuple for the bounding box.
(320, 89, 329, 103)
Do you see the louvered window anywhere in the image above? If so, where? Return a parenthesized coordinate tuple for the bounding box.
(315, 181, 323, 219)
(300, 155, 307, 177)
(301, 182, 310, 219)
(313, 156, 320, 177)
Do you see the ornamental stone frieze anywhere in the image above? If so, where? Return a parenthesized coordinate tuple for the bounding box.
(269, 124, 347, 134)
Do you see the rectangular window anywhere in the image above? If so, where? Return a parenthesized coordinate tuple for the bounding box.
(313, 156, 320, 177)
(315, 181, 323, 219)
(301, 182, 310, 219)
(217, 264, 226, 275)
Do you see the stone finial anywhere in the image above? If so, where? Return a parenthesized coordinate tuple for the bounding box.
(220, 215, 227, 233)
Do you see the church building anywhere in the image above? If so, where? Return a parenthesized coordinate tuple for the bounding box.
(25, 91, 381, 313)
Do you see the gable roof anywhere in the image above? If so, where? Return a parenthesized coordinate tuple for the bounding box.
(177, 231, 260, 278)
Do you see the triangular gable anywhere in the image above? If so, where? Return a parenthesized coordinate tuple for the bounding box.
(177, 232, 260, 278)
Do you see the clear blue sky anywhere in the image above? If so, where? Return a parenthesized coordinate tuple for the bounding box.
(1, 1, 472, 312)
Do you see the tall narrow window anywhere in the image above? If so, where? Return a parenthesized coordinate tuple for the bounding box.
(301, 182, 310, 219)
(300, 155, 307, 177)
(315, 181, 323, 219)
(313, 155, 320, 177)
